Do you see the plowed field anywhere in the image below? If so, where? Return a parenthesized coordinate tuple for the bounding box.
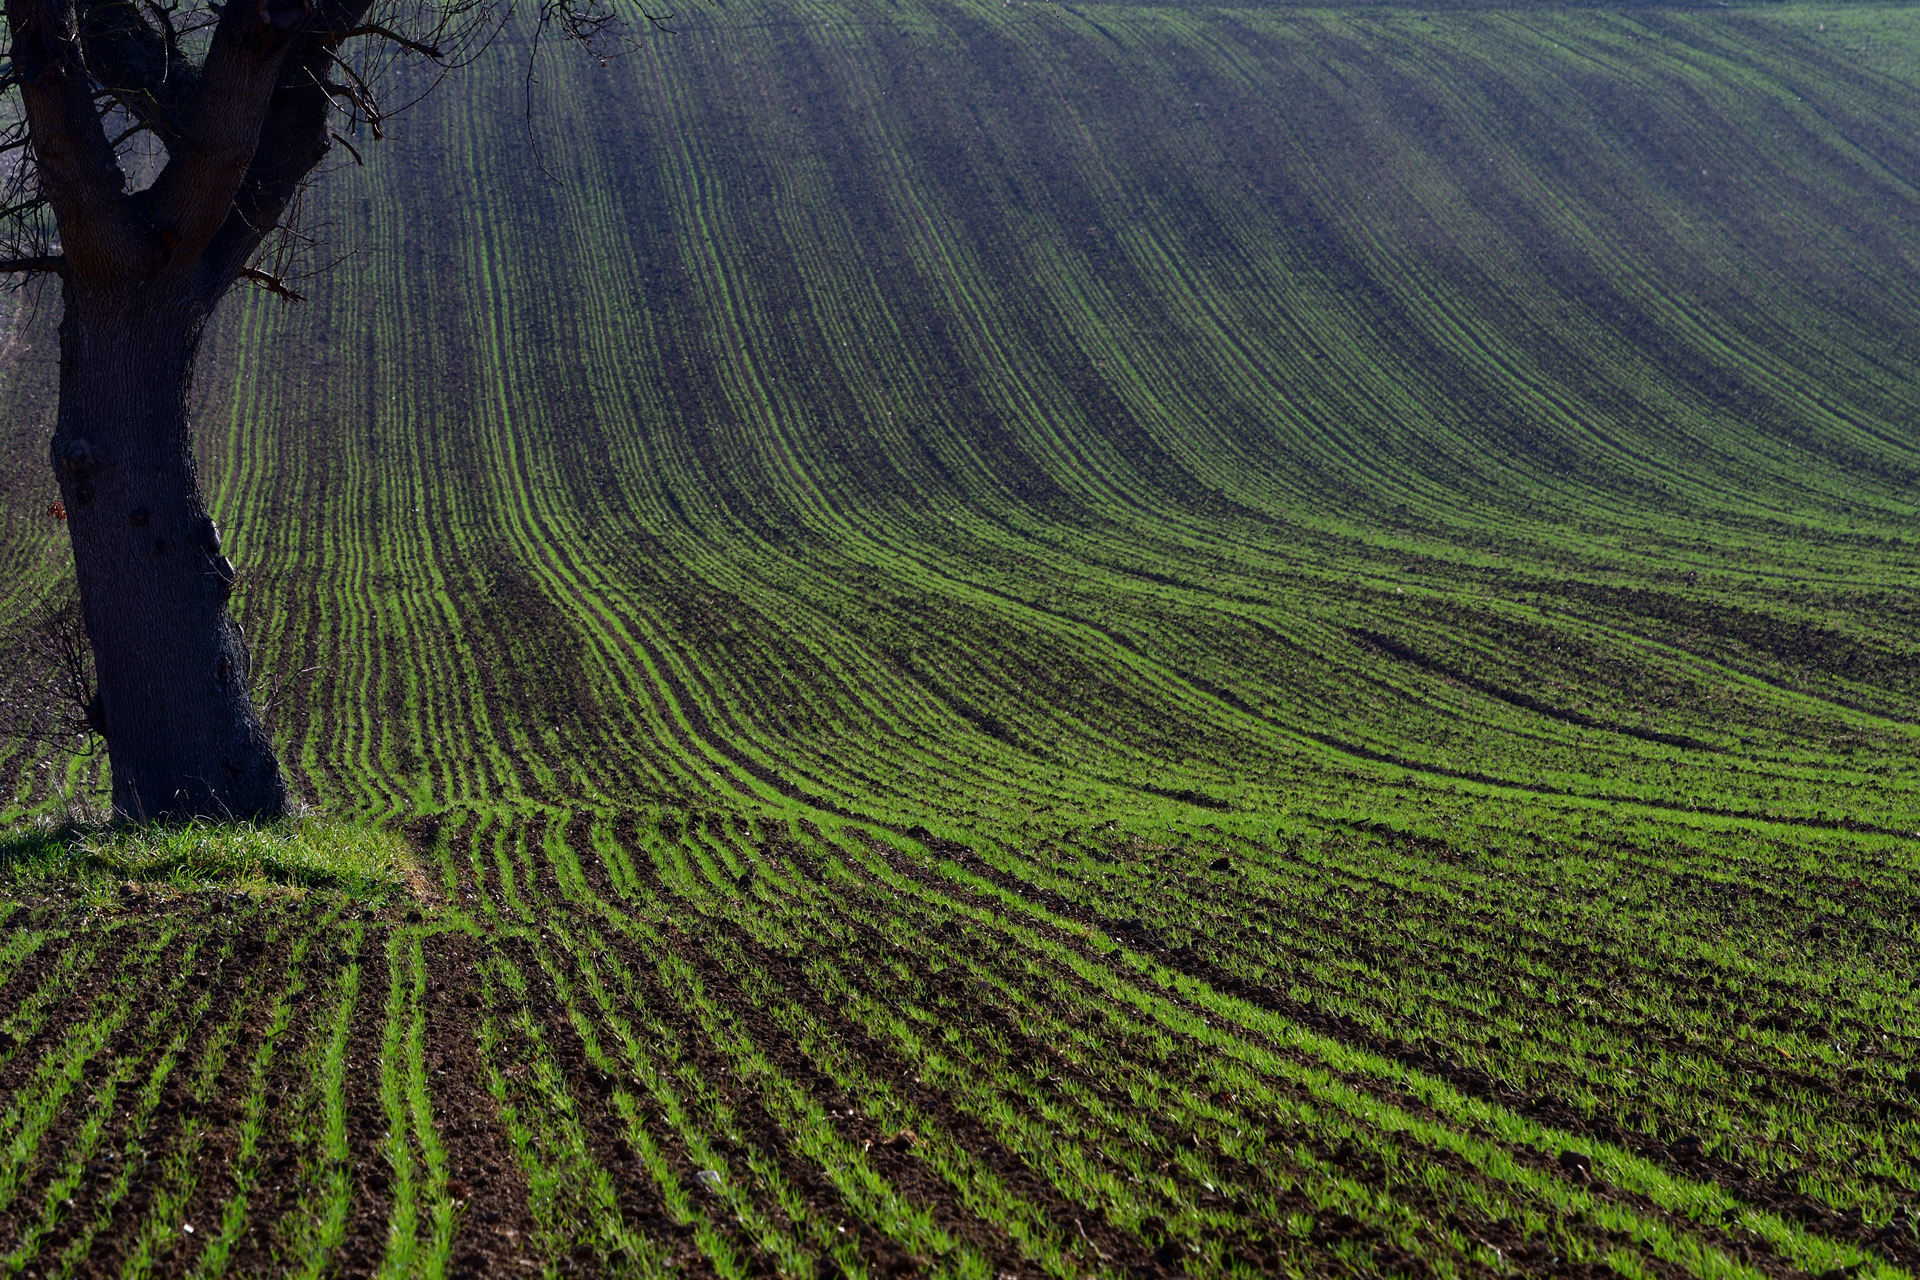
(1, 1, 1918, 1275)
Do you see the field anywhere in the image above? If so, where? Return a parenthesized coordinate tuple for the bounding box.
(2, 0, 1920, 1274)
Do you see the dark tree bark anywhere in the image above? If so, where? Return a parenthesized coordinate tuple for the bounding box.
(5, 0, 376, 818)
(52, 285, 283, 819)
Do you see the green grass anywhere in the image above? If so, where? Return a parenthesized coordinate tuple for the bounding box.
(0, 819, 419, 900)
(0, 0, 1918, 1274)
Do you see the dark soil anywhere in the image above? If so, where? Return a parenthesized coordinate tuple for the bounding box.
(426, 928, 542, 1279)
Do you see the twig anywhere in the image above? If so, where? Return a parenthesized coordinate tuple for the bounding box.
(322, 53, 386, 136)
(329, 129, 365, 166)
(335, 23, 445, 58)
(254, 664, 322, 720)
(239, 266, 305, 301)
(0, 255, 63, 274)
(107, 119, 161, 149)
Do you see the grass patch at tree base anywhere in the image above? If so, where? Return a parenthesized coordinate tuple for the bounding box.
(0, 816, 423, 903)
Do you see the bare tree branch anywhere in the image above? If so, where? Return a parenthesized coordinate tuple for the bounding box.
(0, 588, 101, 757)
(328, 125, 361, 164)
(200, 40, 340, 287)
(237, 262, 301, 298)
(335, 21, 440, 58)
(6, 0, 145, 272)
(321, 50, 383, 133)
(141, 0, 308, 263)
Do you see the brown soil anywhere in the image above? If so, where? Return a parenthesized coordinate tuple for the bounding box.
(425, 928, 543, 1279)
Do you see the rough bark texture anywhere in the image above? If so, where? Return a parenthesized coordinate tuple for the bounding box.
(51, 284, 285, 819)
(6, 0, 375, 817)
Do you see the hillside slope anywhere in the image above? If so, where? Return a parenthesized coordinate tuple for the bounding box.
(0, 3, 1918, 1275)
(181, 0, 1920, 834)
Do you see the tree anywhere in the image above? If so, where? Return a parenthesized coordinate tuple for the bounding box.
(0, 0, 621, 819)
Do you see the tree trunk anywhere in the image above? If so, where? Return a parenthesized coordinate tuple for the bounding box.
(51, 279, 288, 821)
